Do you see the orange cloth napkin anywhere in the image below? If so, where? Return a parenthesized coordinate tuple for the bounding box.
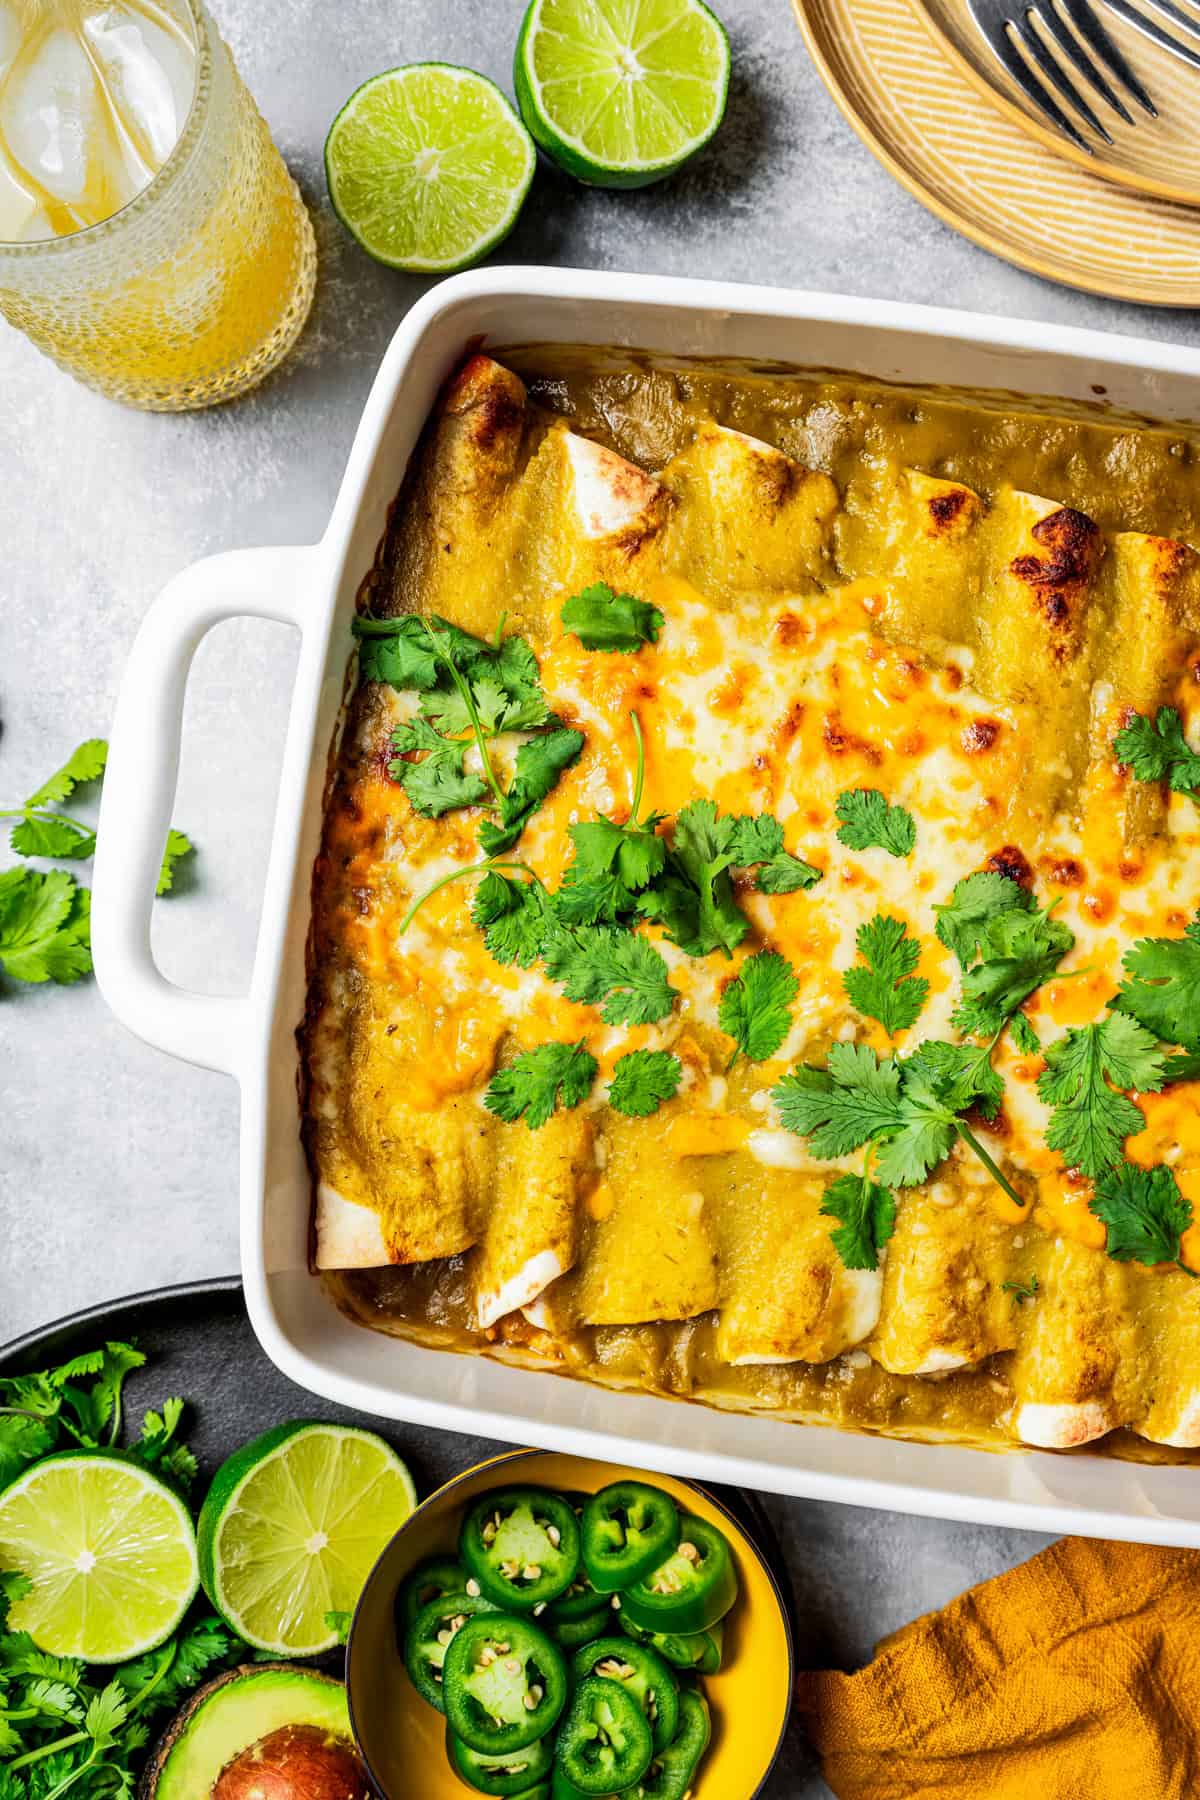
(795, 1537, 1200, 1800)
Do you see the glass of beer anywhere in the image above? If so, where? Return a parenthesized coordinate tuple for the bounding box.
(0, 0, 316, 410)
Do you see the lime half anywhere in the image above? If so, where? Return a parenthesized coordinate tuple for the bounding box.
(0, 1452, 199, 1660)
(325, 63, 536, 272)
(515, 0, 730, 188)
(197, 1422, 416, 1655)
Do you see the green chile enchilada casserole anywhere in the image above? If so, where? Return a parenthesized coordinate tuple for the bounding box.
(302, 349, 1200, 1460)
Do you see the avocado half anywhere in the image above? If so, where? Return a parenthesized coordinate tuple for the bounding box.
(141, 1663, 369, 1799)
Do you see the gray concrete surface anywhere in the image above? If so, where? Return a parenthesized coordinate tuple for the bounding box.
(5, 0, 1194, 1788)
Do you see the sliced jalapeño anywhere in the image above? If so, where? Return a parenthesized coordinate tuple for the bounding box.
(404, 1590, 497, 1712)
(618, 1514, 738, 1636)
(443, 1612, 568, 1756)
(446, 1723, 556, 1796)
(554, 1674, 653, 1795)
(570, 1636, 679, 1755)
(461, 1485, 582, 1611)
(581, 1481, 680, 1595)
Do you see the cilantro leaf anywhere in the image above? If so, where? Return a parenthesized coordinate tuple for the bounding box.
(478, 728, 585, 856)
(718, 950, 798, 1065)
(1037, 1015, 1165, 1178)
(755, 853, 822, 894)
(835, 788, 916, 857)
(820, 1172, 897, 1271)
(1003, 1275, 1039, 1303)
(1090, 1162, 1194, 1271)
(608, 1049, 683, 1118)
(25, 740, 108, 809)
(668, 799, 748, 958)
(389, 718, 488, 818)
(553, 871, 631, 927)
(0, 1414, 55, 1485)
(566, 813, 666, 895)
(772, 1043, 904, 1157)
(0, 868, 92, 986)
(57, 1342, 145, 1446)
(934, 870, 1030, 967)
(1113, 913, 1200, 1051)
(1164, 1050, 1200, 1082)
(156, 829, 193, 897)
(949, 901, 1073, 1039)
(843, 913, 929, 1036)
(1113, 706, 1200, 797)
(10, 814, 95, 860)
(485, 1040, 599, 1129)
(902, 1038, 1003, 1119)
(131, 1397, 197, 1493)
(541, 921, 677, 1026)
(471, 872, 546, 968)
(352, 613, 448, 690)
(561, 581, 664, 653)
(1010, 1012, 1041, 1054)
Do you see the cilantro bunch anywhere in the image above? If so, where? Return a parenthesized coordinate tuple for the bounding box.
(357, 612, 584, 852)
(0, 743, 192, 994)
(0, 1347, 244, 1800)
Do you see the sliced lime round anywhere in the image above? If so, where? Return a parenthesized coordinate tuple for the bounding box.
(514, 0, 730, 189)
(325, 63, 536, 272)
(197, 1421, 416, 1655)
(0, 1451, 199, 1660)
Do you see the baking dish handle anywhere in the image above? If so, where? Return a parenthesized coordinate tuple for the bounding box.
(92, 544, 312, 1078)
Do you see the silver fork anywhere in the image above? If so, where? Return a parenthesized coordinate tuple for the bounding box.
(966, 0, 1200, 151)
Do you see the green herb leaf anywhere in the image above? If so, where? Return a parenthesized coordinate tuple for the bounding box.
(541, 921, 677, 1026)
(10, 815, 95, 860)
(25, 740, 109, 810)
(941, 879, 1073, 1040)
(389, 717, 489, 819)
(1163, 1050, 1200, 1082)
(772, 1043, 904, 1158)
(1113, 705, 1200, 797)
(1002, 1275, 1039, 1303)
(324, 1611, 353, 1646)
(1010, 1012, 1041, 1054)
(608, 1049, 683, 1118)
(835, 788, 916, 857)
(353, 614, 442, 689)
(820, 1172, 897, 1271)
(1113, 912, 1200, 1051)
(843, 913, 929, 1036)
(561, 581, 664, 653)
(156, 829, 194, 897)
(132, 1398, 198, 1494)
(471, 872, 547, 968)
(484, 1040, 599, 1129)
(667, 799, 748, 958)
(478, 728, 585, 856)
(902, 1037, 1003, 1119)
(566, 813, 667, 895)
(755, 853, 822, 894)
(1037, 1015, 1165, 1178)
(1090, 1162, 1194, 1271)
(0, 868, 92, 987)
(718, 950, 798, 1065)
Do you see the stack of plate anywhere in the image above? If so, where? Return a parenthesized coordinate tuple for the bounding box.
(791, 0, 1200, 303)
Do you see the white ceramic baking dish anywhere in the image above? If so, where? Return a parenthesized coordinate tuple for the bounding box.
(93, 267, 1200, 1546)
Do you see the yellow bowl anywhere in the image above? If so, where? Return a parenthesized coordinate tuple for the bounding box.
(346, 1448, 793, 1799)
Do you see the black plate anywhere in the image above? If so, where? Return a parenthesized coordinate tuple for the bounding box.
(0, 1278, 802, 1793)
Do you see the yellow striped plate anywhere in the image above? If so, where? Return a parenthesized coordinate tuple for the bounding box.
(791, 0, 1200, 305)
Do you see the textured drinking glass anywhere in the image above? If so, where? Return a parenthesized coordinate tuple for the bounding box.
(0, 0, 316, 410)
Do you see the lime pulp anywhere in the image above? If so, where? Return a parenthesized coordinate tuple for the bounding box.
(325, 62, 536, 272)
(197, 1421, 416, 1655)
(514, 0, 731, 188)
(0, 1452, 199, 1661)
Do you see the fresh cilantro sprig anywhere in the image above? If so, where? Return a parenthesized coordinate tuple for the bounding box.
(484, 1040, 599, 1129)
(1113, 706, 1200, 800)
(719, 950, 799, 1067)
(0, 869, 92, 991)
(388, 716, 489, 818)
(479, 728, 586, 856)
(638, 798, 821, 960)
(773, 1035, 1025, 1233)
(843, 914, 928, 1037)
(1089, 1162, 1196, 1275)
(934, 870, 1073, 1040)
(1036, 1015, 1166, 1179)
(1002, 1275, 1039, 1304)
(820, 1170, 896, 1271)
(835, 788, 916, 858)
(608, 1049, 682, 1118)
(2, 741, 193, 902)
(561, 581, 664, 653)
(541, 917, 677, 1026)
(1113, 912, 1200, 1052)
